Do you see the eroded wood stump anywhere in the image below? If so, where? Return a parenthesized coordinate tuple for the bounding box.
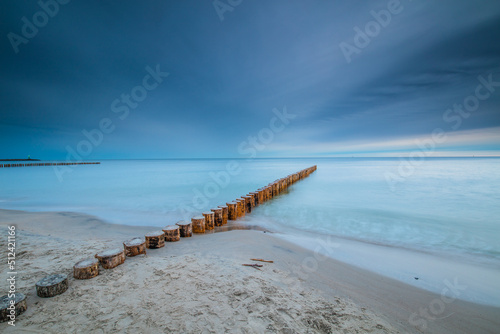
(176, 220, 192, 237)
(227, 202, 237, 220)
(163, 225, 180, 242)
(73, 258, 99, 279)
(242, 196, 252, 213)
(211, 208, 223, 227)
(191, 216, 206, 233)
(0, 293, 27, 323)
(202, 211, 215, 230)
(95, 248, 125, 269)
(249, 192, 258, 206)
(218, 205, 228, 224)
(258, 188, 265, 203)
(123, 237, 147, 256)
(236, 199, 245, 217)
(145, 231, 165, 248)
(36, 274, 68, 298)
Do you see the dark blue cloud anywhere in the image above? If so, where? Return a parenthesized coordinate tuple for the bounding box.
(1, 0, 499, 159)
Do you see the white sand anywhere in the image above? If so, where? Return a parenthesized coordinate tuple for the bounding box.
(0, 209, 499, 333)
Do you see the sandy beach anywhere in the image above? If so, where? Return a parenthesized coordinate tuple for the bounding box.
(0, 209, 499, 333)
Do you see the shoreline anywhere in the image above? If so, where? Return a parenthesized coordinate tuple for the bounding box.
(253, 220, 500, 308)
(1, 208, 499, 333)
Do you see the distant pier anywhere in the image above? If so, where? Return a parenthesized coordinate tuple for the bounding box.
(0, 162, 101, 168)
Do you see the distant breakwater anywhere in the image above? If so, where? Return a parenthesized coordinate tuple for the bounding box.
(0, 162, 101, 168)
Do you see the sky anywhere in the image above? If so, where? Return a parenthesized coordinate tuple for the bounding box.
(1, 0, 499, 159)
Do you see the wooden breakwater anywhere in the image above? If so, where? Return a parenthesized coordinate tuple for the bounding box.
(0, 165, 317, 319)
(224, 165, 318, 221)
(0, 162, 101, 168)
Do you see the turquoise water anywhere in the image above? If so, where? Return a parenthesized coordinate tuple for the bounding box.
(1, 157, 499, 305)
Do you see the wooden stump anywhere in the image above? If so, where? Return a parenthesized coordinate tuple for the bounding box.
(36, 274, 68, 298)
(95, 248, 125, 269)
(257, 189, 264, 204)
(218, 205, 228, 225)
(249, 192, 258, 206)
(123, 237, 147, 256)
(0, 293, 27, 323)
(227, 202, 237, 220)
(163, 225, 180, 242)
(73, 258, 99, 279)
(235, 199, 241, 218)
(242, 196, 252, 213)
(176, 220, 192, 237)
(202, 211, 215, 230)
(191, 216, 206, 233)
(145, 231, 165, 248)
(236, 199, 246, 217)
(211, 208, 223, 227)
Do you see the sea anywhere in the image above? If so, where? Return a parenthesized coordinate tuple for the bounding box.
(1, 157, 499, 306)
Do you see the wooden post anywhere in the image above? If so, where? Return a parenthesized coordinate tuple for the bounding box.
(176, 220, 192, 237)
(145, 231, 165, 248)
(123, 237, 147, 256)
(236, 199, 245, 217)
(234, 200, 241, 218)
(242, 196, 252, 213)
(267, 185, 273, 199)
(95, 248, 125, 269)
(191, 216, 206, 233)
(0, 293, 27, 322)
(227, 202, 237, 220)
(249, 192, 258, 206)
(258, 188, 264, 204)
(73, 258, 99, 279)
(36, 274, 69, 298)
(202, 211, 215, 230)
(163, 225, 180, 242)
(211, 207, 223, 226)
(218, 205, 228, 224)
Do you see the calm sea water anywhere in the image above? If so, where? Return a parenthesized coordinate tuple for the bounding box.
(1, 158, 499, 305)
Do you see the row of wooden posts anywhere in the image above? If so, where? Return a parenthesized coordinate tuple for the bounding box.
(78, 165, 317, 276)
(0, 162, 100, 168)
(0, 166, 317, 322)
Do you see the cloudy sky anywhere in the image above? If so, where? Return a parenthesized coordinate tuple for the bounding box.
(1, 0, 499, 159)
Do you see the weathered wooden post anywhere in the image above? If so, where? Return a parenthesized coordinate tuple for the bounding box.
(227, 202, 237, 220)
(258, 188, 264, 204)
(236, 198, 246, 217)
(163, 225, 181, 241)
(211, 207, 223, 226)
(123, 237, 147, 256)
(36, 274, 69, 298)
(249, 192, 258, 207)
(203, 211, 215, 230)
(73, 258, 99, 279)
(242, 196, 252, 213)
(145, 231, 165, 249)
(0, 293, 27, 322)
(176, 220, 193, 237)
(95, 248, 125, 269)
(218, 205, 228, 224)
(191, 216, 206, 234)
